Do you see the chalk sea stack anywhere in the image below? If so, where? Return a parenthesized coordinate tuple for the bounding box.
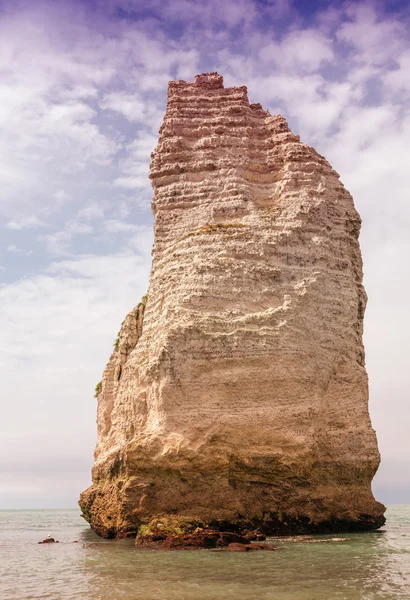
(79, 73, 385, 542)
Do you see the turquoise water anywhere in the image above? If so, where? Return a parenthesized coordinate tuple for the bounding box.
(0, 506, 409, 599)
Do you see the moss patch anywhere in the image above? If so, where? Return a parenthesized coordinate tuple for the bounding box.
(80, 506, 91, 522)
(139, 294, 148, 308)
(137, 516, 204, 538)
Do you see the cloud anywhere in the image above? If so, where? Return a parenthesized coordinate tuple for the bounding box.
(0, 2, 162, 224)
(41, 220, 94, 255)
(6, 215, 46, 230)
(258, 28, 334, 72)
(113, 131, 158, 192)
(6, 245, 33, 256)
(0, 245, 152, 507)
(337, 3, 406, 66)
(115, 0, 291, 29)
(76, 203, 106, 221)
(53, 190, 70, 205)
(100, 91, 146, 122)
(103, 219, 138, 233)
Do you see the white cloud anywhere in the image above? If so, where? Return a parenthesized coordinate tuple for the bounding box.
(0, 247, 151, 506)
(41, 220, 94, 255)
(100, 91, 145, 123)
(0, 249, 150, 379)
(53, 190, 70, 205)
(113, 132, 157, 191)
(117, 0, 289, 29)
(113, 175, 149, 189)
(6, 215, 46, 230)
(337, 3, 406, 66)
(0, 4, 169, 223)
(6, 245, 33, 256)
(259, 29, 334, 72)
(76, 203, 105, 221)
(103, 219, 138, 233)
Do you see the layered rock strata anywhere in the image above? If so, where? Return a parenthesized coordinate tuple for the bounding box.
(80, 72, 385, 541)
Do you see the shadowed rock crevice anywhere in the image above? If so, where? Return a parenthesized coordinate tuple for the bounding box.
(79, 72, 385, 543)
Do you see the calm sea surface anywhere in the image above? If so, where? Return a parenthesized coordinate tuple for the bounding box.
(0, 506, 409, 599)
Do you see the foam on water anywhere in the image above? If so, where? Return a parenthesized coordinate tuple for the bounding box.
(0, 506, 409, 599)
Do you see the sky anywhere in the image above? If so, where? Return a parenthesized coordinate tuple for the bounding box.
(0, 0, 409, 508)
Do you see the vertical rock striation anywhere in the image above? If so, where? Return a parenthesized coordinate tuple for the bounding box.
(80, 73, 385, 541)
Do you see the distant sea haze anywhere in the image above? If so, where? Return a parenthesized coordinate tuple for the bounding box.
(0, 506, 409, 599)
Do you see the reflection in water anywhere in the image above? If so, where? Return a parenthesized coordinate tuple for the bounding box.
(0, 506, 409, 599)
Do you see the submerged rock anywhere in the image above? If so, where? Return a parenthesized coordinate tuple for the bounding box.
(226, 542, 276, 552)
(137, 530, 248, 550)
(79, 72, 385, 540)
(134, 517, 272, 550)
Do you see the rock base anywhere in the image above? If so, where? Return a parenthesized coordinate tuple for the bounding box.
(135, 529, 275, 551)
(81, 503, 386, 541)
(134, 517, 272, 550)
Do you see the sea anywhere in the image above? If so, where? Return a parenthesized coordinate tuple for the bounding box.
(0, 506, 409, 600)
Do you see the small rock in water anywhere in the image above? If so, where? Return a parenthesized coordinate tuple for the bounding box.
(302, 537, 347, 543)
(227, 543, 253, 552)
(226, 542, 276, 552)
(38, 538, 59, 544)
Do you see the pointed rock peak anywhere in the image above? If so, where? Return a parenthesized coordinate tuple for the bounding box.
(194, 72, 224, 89)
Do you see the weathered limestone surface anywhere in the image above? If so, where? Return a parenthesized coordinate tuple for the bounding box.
(79, 73, 385, 540)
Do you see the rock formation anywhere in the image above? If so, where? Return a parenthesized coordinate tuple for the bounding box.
(79, 72, 385, 542)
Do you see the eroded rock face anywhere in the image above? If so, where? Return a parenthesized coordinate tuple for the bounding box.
(79, 72, 385, 540)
